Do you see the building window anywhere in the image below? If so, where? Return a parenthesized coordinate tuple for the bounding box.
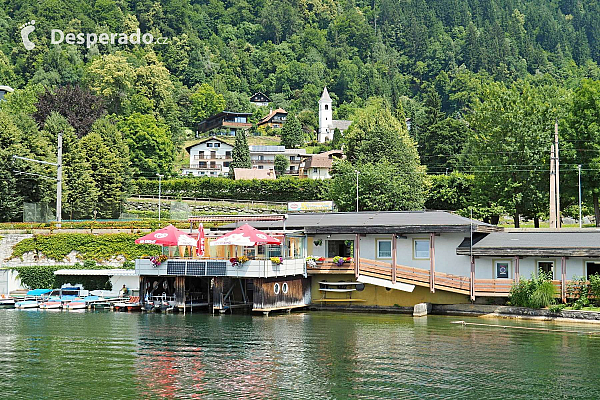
(289, 156, 295, 161)
(327, 240, 352, 257)
(587, 261, 600, 279)
(377, 239, 392, 259)
(313, 168, 318, 173)
(413, 239, 430, 259)
(258, 155, 264, 161)
(537, 260, 555, 279)
(290, 166, 295, 171)
(226, 151, 231, 158)
(234, 116, 247, 123)
(325, 105, 329, 110)
(207, 143, 213, 147)
(214, 143, 220, 148)
(258, 165, 264, 169)
(223, 162, 230, 167)
(494, 260, 511, 279)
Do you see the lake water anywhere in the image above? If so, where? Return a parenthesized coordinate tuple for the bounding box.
(1, 309, 600, 399)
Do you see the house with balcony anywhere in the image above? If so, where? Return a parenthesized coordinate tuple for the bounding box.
(182, 137, 234, 177)
(196, 111, 252, 137)
(249, 145, 307, 175)
(257, 108, 287, 129)
(250, 92, 272, 107)
(134, 211, 600, 314)
(300, 150, 344, 179)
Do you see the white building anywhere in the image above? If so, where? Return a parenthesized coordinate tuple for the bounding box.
(318, 87, 352, 143)
(300, 150, 344, 179)
(249, 145, 307, 175)
(182, 137, 234, 177)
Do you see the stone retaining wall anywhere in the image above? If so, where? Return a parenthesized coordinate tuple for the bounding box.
(433, 303, 600, 322)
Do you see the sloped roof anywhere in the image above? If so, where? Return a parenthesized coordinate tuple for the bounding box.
(456, 230, 600, 256)
(319, 87, 332, 103)
(331, 120, 352, 131)
(222, 211, 500, 234)
(234, 168, 276, 180)
(250, 92, 272, 103)
(257, 108, 287, 125)
(185, 136, 234, 153)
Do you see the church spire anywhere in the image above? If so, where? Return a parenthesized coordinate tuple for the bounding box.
(319, 86, 332, 103)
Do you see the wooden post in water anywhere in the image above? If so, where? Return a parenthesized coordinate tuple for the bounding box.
(429, 233, 436, 293)
(470, 257, 475, 301)
(175, 276, 186, 313)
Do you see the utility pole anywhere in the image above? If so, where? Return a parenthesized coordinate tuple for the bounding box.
(549, 143, 556, 228)
(12, 131, 62, 227)
(56, 130, 62, 228)
(355, 170, 359, 213)
(157, 174, 164, 222)
(549, 121, 561, 229)
(555, 120, 560, 228)
(578, 164, 582, 228)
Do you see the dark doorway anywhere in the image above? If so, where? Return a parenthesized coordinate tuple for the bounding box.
(327, 240, 352, 257)
(587, 262, 600, 279)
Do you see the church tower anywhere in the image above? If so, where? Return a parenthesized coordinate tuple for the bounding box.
(318, 87, 333, 143)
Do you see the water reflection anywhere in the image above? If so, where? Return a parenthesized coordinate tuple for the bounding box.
(2, 310, 600, 399)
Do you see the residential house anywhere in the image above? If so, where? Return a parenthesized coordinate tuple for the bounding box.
(257, 108, 287, 129)
(250, 92, 272, 107)
(249, 145, 307, 175)
(0, 85, 13, 101)
(197, 111, 252, 137)
(318, 87, 352, 143)
(300, 150, 344, 179)
(182, 137, 234, 177)
(234, 168, 276, 180)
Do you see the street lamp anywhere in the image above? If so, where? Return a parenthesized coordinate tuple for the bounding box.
(578, 165, 582, 228)
(157, 173, 164, 222)
(355, 170, 359, 213)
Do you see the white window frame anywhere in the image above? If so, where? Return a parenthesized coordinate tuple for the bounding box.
(413, 238, 430, 260)
(376, 239, 392, 259)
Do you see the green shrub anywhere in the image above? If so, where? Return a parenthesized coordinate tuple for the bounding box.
(589, 274, 600, 306)
(509, 270, 556, 309)
(549, 304, 566, 313)
(11, 261, 122, 289)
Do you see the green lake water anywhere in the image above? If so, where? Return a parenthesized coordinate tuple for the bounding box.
(1, 309, 600, 399)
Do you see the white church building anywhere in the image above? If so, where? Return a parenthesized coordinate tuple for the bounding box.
(318, 87, 352, 143)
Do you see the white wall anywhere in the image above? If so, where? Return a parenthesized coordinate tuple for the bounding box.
(307, 167, 331, 180)
(474, 256, 600, 280)
(187, 140, 233, 176)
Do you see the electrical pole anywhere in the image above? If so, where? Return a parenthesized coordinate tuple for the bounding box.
(578, 164, 582, 228)
(555, 120, 560, 228)
(157, 174, 164, 222)
(355, 170, 359, 213)
(56, 130, 62, 228)
(549, 143, 556, 228)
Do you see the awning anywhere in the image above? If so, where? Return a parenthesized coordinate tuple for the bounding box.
(53, 269, 137, 276)
(210, 223, 281, 246)
(135, 224, 197, 246)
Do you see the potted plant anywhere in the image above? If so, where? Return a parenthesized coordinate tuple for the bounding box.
(230, 255, 249, 268)
(332, 256, 345, 267)
(270, 256, 283, 265)
(150, 254, 168, 267)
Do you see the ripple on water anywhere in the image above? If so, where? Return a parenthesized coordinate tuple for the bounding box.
(2, 310, 600, 399)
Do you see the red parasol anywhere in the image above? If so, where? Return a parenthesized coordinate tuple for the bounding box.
(135, 224, 197, 247)
(210, 224, 281, 246)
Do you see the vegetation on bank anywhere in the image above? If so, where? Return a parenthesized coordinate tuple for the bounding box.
(10, 233, 159, 262)
(10, 261, 123, 290)
(508, 271, 556, 309)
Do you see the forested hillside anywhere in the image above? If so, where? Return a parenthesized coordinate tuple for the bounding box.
(1, 0, 600, 224)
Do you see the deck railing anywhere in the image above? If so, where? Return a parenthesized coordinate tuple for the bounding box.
(306, 258, 355, 274)
(354, 257, 574, 299)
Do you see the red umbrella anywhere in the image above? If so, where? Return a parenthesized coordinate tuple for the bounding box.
(210, 224, 281, 246)
(135, 224, 197, 247)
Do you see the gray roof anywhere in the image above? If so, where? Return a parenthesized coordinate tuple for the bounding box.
(457, 231, 600, 257)
(331, 120, 352, 131)
(222, 211, 499, 234)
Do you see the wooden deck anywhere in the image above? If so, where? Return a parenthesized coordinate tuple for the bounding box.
(355, 258, 573, 300)
(307, 259, 355, 275)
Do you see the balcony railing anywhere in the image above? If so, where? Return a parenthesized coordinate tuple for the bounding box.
(193, 155, 232, 160)
(189, 164, 223, 170)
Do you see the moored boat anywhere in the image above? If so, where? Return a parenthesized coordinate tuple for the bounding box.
(64, 295, 101, 310)
(113, 296, 141, 311)
(0, 294, 15, 308)
(15, 289, 53, 309)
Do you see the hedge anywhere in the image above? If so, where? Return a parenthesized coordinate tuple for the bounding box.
(0, 220, 207, 231)
(132, 176, 330, 202)
(11, 233, 161, 261)
(11, 261, 120, 290)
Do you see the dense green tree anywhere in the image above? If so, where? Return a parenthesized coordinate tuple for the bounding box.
(274, 154, 289, 177)
(280, 115, 304, 148)
(117, 113, 175, 177)
(189, 83, 226, 124)
(566, 79, 600, 226)
(229, 129, 251, 175)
